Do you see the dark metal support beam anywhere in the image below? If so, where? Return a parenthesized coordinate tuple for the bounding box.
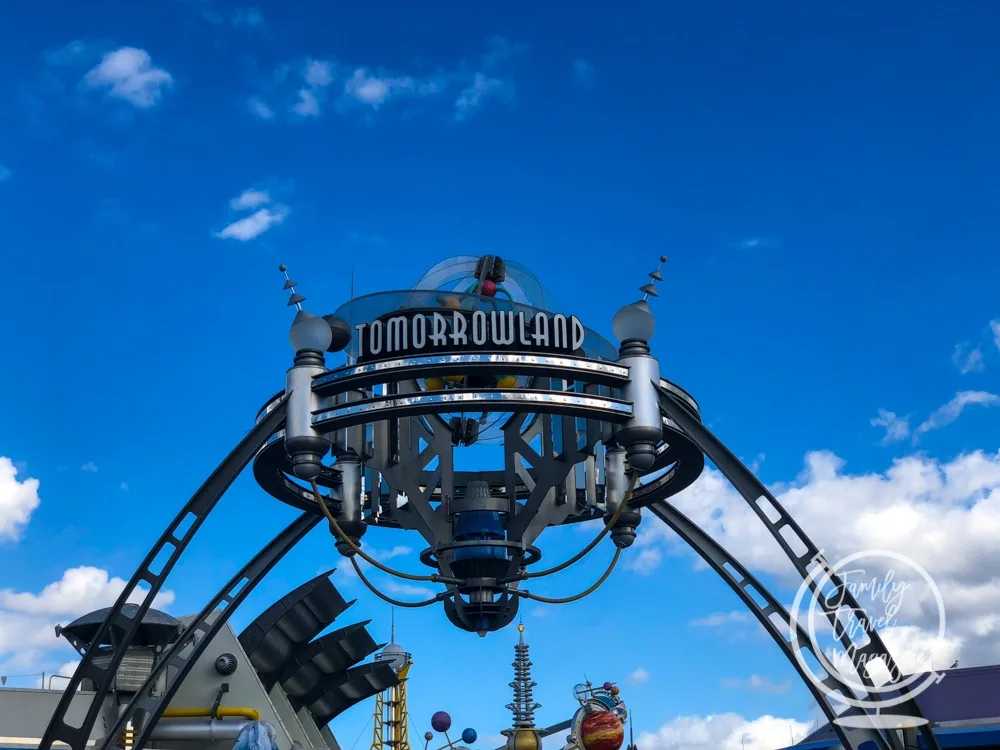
(656, 386, 939, 750)
(38, 397, 289, 750)
(647, 500, 890, 750)
(99, 510, 320, 750)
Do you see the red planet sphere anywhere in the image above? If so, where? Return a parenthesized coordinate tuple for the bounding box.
(580, 710, 624, 750)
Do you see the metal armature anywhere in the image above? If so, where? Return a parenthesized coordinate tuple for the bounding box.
(99, 511, 321, 750)
(646, 499, 890, 750)
(655, 387, 940, 750)
(37, 397, 289, 750)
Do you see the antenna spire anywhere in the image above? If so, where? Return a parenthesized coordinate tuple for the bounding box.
(640, 256, 668, 300)
(390, 606, 396, 644)
(278, 264, 305, 310)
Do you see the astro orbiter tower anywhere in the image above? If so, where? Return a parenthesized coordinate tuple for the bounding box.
(502, 622, 542, 750)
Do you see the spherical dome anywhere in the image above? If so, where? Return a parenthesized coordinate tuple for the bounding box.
(602, 681, 613, 690)
(461, 728, 478, 744)
(610, 686, 620, 696)
(580, 711, 624, 750)
(424, 732, 434, 742)
(611, 300, 655, 343)
(507, 730, 541, 750)
(289, 310, 334, 352)
(322, 314, 352, 352)
(377, 643, 407, 671)
(431, 711, 452, 733)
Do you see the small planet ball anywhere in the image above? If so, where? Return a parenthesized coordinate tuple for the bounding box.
(431, 711, 452, 733)
(481, 279, 497, 297)
(496, 375, 518, 389)
(425, 732, 434, 741)
(610, 685, 620, 696)
(602, 681, 613, 690)
(425, 377, 445, 391)
(462, 728, 478, 744)
(580, 710, 624, 750)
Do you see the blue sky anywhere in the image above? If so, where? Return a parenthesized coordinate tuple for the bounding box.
(1, 1, 1000, 749)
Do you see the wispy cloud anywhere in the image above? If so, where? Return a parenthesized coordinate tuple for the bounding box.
(80, 462, 98, 473)
(870, 408, 910, 445)
(690, 611, 752, 628)
(626, 547, 662, 575)
(737, 237, 778, 250)
(82, 47, 173, 108)
(247, 97, 274, 120)
(721, 674, 791, 693)
(952, 343, 985, 374)
(991, 320, 1000, 353)
(383, 580, 435, 599)
(214, 187, 288, 242)
(627, 667, 650, 685)
(0, 164, 9, 183)
(914, 391, 1000, 442)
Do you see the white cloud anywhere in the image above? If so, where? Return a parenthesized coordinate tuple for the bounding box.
(230, 188, 271, 211)
(231, 7, 265, 27)
(291, 59, 335, 117)
(952, 344, 984, 374)
(83, 47, 173, 108)
(0, 566, 175, 673)
(0, 457, 41, 543)
(870, 408, 909, 445)
(455, 73, 510, 120)
(247, 97, 274, 120)
(304, 59, 334, 88)
(991, 320, 1000, 352)
(0, 163, 10, 183)
(690, 611, 752, 628)
(626, 546, 662, 575)
(637, 713, 810, 750)
(721, 674, 791, 694)
(214, 207, 287, 241)
(293, 88, 320, 117)
(383, 580, 435, 599)
(80, 461, 98, 473)
(635, 446, 1000, 667)
(627, 666, 650, 685)
(343, 68, 421, 109)
(914, 390, 999, 441)
(45, 40, 89, 67)
(737, 237, 778, 250)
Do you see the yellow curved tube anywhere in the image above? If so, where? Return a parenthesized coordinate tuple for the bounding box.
(162, 707, 261, 721)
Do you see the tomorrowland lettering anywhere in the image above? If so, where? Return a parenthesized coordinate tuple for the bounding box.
(354, 309, 586, 363)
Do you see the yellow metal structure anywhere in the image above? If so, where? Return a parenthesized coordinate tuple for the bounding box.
(370, 657, 412, 750)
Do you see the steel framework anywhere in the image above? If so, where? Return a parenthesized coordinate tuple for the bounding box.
(37, 257, 940, 750)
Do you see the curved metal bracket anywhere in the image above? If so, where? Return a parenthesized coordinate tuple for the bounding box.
(647, 500, 890, 750)
(656, 385, 939, 750)
(38, 396, 289, 750)
(99, 510, 320, 750)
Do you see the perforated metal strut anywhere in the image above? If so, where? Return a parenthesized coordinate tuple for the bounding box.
(37, 397, 289, 750)
(99, 511, 320, 750)
(655, 386, 939, 750)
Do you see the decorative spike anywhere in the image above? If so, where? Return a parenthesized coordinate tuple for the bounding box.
(278, 265, 305, 312)
(640, 255, 668, 301)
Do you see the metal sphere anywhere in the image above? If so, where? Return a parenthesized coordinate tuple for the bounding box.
(461, 728, 477, 744)
(278, 264, 287, 272)
(322, 314, 352, 352)
(603, 681, 613, 690)
(431, 711, 452, 732)
(425, 732, 434, 742)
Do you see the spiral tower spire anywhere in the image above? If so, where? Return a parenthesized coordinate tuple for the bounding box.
(505, 620, 540, 728)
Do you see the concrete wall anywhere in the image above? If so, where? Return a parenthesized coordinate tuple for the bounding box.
(0, 687, 99, 748)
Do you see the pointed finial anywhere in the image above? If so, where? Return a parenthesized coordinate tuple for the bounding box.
(390, 606, 396, 644)
(279, 264, 305, 311)
(641, 256, 668, 301)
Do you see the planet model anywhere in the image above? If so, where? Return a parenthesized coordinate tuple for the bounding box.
(431, 711, 452, 732)
(462, 728, 478, 744)
(580, 710, 624, 750)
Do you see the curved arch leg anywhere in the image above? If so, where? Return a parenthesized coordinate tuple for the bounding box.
(647, 500, 890, 750)
(656, 387, 940, 750)
(100, 510, 320, 750)
(38, 396, 289, 750)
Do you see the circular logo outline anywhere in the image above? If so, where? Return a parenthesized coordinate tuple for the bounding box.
(788, 548, 947, 713)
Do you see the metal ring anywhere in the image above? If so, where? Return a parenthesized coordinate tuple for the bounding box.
(420, 542, 542, 568)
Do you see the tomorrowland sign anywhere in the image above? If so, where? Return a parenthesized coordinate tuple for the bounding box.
(354, 308, 586, 364)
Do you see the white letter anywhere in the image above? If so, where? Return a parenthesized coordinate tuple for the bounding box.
(532, 313, 550, 348)
(552, 314, 568, 349)
(354, 323, 368, 358)
(370, 320, 383, 355)
(412, 314, 427, 349)
(430, 312, 448, 346)
(491, 311, 515, 345)
(386, 316, 408, 353)
(451, 311, 468, 346)
(571, 316, 585, 352)
(472, 310, 488, 345)
(517, 312, 532, 346)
